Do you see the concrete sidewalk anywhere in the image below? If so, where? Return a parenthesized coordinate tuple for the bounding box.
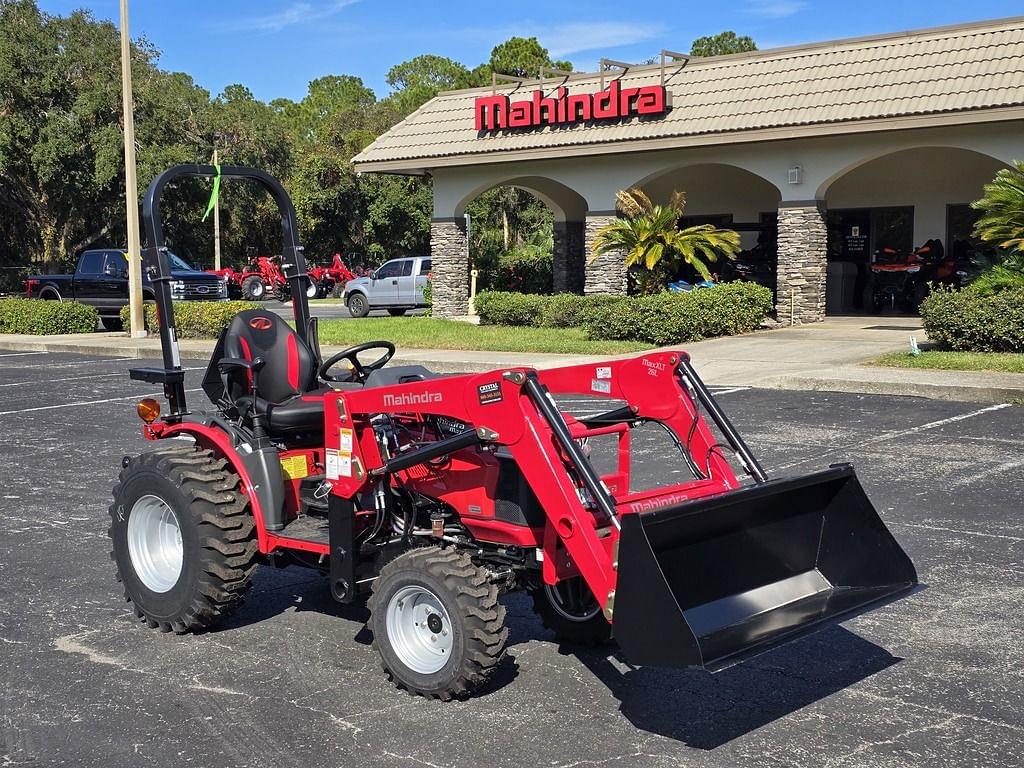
(0, 315, 1020, 403)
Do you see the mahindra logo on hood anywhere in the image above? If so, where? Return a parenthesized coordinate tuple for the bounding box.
(382, 392, 443, 407)
(475, 81, 669, 132)
(248, 317, 273, 330)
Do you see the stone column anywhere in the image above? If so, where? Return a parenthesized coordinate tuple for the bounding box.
(553, 220, 585, 294)
(776, 202, 828, 325)
(583, 213, 627, 295)
(430, 217, 469, 318)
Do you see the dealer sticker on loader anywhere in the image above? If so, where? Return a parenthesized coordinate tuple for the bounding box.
(108, 165, 918, 701)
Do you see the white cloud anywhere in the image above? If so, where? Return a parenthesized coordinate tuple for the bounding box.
(227, 0, 359, 33)
(541, 22, 665, 58)
(746, 0, 807, 18)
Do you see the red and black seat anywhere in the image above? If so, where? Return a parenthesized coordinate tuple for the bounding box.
(206, 309, 328, 436)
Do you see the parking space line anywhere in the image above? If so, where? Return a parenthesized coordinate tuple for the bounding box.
(777, 402, 1013, 470)
(0, 367, 203, 388)
(0, 388, 202, 416)
(0, 351, 48, 358)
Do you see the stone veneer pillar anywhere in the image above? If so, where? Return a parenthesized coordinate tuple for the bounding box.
(583, 213, 627, 295)
(776, 202, 828, 325)
(430, 217, 469, 318)
(553, 220, 585, 294)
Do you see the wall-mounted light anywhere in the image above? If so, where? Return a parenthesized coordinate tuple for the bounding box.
(788, 166, 802, 185)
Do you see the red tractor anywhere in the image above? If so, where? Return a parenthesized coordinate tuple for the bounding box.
(113, 166, 918, 700)
(307, 252, 356, 299)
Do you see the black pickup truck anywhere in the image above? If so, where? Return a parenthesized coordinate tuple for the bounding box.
(26, 249, 228, 330)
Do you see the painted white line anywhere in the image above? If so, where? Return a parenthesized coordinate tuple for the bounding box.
(948, 458, 1024, 489)
(888, 521, 1024, 544)
(778, 402, 1013, 471)
(0, 351, 48, 358)
(0, 367, 203, 388)
(709, 387, 750, 396)
(0, 388, 202, 416)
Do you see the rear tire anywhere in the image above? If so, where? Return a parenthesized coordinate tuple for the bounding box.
(241, 275, 265, 301)
(369, 547, 507, 700)
(108, 444, 258, 633)
(387, 308, 407, 317)
(530, 577, 612, 647)
(272, 284, 290, 303)
(347, 292, 370, 318)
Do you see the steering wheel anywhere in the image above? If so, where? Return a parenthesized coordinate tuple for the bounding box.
(319, 340, 396, 383)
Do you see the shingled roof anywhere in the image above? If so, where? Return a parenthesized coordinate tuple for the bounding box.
(354, 17, 1024, 173)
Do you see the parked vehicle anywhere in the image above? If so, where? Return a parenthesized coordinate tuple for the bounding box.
(113, 164, 918, 701)
(870, 240, 967, 313)
(343, 256, 431, 317)
(26, 249, 227, 330)
(668, 278, 718, 292)
(308, 253, 356, 299)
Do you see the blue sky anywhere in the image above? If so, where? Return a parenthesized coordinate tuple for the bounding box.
(39, 1, 1024, 102)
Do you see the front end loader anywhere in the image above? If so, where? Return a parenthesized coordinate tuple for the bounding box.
(109, 165, 917, 700)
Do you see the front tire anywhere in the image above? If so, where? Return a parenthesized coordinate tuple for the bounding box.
(369, 547, 507, 700)
(108, 444, 257, 633)
(347, 292, 370, 318)
(530, 577, 612, 646)
(387, 308, 407, 317)
(241, 275, 265, 301)
(101, 316, 124, 331)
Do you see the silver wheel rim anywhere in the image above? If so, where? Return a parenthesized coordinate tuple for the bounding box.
(386, 585, 453, 674)
(350, 296, 365, 315)
(306, 282, 318, 298)
(545, 579, 601, 623)
(250, 281, 264, 298)
(127, 495, 183, 593)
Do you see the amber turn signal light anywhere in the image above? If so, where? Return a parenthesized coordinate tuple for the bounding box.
(137, 398, 161, 423)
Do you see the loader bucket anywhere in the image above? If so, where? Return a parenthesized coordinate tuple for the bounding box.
(612, 464, 917, 671)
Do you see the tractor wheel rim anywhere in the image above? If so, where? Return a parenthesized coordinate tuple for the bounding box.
(127, 494, 183, 593)
(544, 578, 601, 623)
(385, 585, 453, 674)
(252, 283, 264, 298)
(306, 283, 318, 298)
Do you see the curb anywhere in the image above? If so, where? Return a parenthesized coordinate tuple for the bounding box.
(770, 375, 1023, 405)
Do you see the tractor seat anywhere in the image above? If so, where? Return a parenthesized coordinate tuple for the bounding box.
(215, 309, 330, 436)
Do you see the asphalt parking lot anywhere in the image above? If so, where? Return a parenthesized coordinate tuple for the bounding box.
(1, 351, 1022, 768)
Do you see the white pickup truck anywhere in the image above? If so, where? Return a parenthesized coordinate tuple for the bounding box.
(343, 256, 431, 317)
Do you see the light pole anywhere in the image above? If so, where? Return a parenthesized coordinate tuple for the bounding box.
(119, 0, 145, 337)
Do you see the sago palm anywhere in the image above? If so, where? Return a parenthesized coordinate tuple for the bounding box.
(972, 160, 1024, 260)
(591, 188, 741, 281)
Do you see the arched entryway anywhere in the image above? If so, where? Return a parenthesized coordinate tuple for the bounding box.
(819, 147, 1009, 313)
(626, 163, 782, 294)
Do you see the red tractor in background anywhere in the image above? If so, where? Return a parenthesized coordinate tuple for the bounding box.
(114, 165, 918, 701)
(209, 252, 355, 302)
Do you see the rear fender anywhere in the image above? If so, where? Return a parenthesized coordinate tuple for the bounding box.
(147, 421, 275, 552)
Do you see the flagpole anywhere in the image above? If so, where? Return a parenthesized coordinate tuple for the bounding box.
(119, 0, 145, 337)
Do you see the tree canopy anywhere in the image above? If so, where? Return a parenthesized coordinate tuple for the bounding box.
(0, 1, 578, 290)
(690, 31, 757, 57)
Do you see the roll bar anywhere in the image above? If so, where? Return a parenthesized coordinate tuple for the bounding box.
(132, 164, 314, 417)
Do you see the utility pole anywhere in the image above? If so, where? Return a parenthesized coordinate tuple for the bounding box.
(119, 0, 145, 337)
(212, 145, 221, 271)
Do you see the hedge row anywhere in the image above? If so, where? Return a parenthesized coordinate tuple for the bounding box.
(0, 297, 98, 335)
(920, 285, 1024, 352)
(475, 282, 774, 345)
(120, 300, 252, 339)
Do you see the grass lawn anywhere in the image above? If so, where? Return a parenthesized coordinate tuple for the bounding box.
(868, 350, 1024, 374)
(317, 317, 649, 355)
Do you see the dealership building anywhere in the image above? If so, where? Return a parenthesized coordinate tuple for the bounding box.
(353, 17, 1024, 322)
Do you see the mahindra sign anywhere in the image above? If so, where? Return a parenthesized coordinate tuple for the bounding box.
(474, 81, 669, 132)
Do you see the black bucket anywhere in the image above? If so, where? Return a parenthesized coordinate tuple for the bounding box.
(612, 464, 917, 671)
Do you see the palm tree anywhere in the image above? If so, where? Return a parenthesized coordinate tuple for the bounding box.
(972, 160, 1024, 261)
(591, 188, 741, 283)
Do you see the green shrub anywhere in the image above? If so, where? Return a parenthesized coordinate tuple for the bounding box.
(540, 293, 624, 327)
(120, 300, 252, 339)
(584, 282, 774, 346)
(495, 244, 553, 294)
(0, 297, 98, 334)
(920, 285, 1024, 352)
(968, 265, 1024, 296)
(422, 279, 432, 316)
(475, 290, 547, 326)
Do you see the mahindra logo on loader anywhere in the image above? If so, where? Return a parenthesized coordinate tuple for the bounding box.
(474, 81, 669, 132)
(382, 391, 444, 408)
